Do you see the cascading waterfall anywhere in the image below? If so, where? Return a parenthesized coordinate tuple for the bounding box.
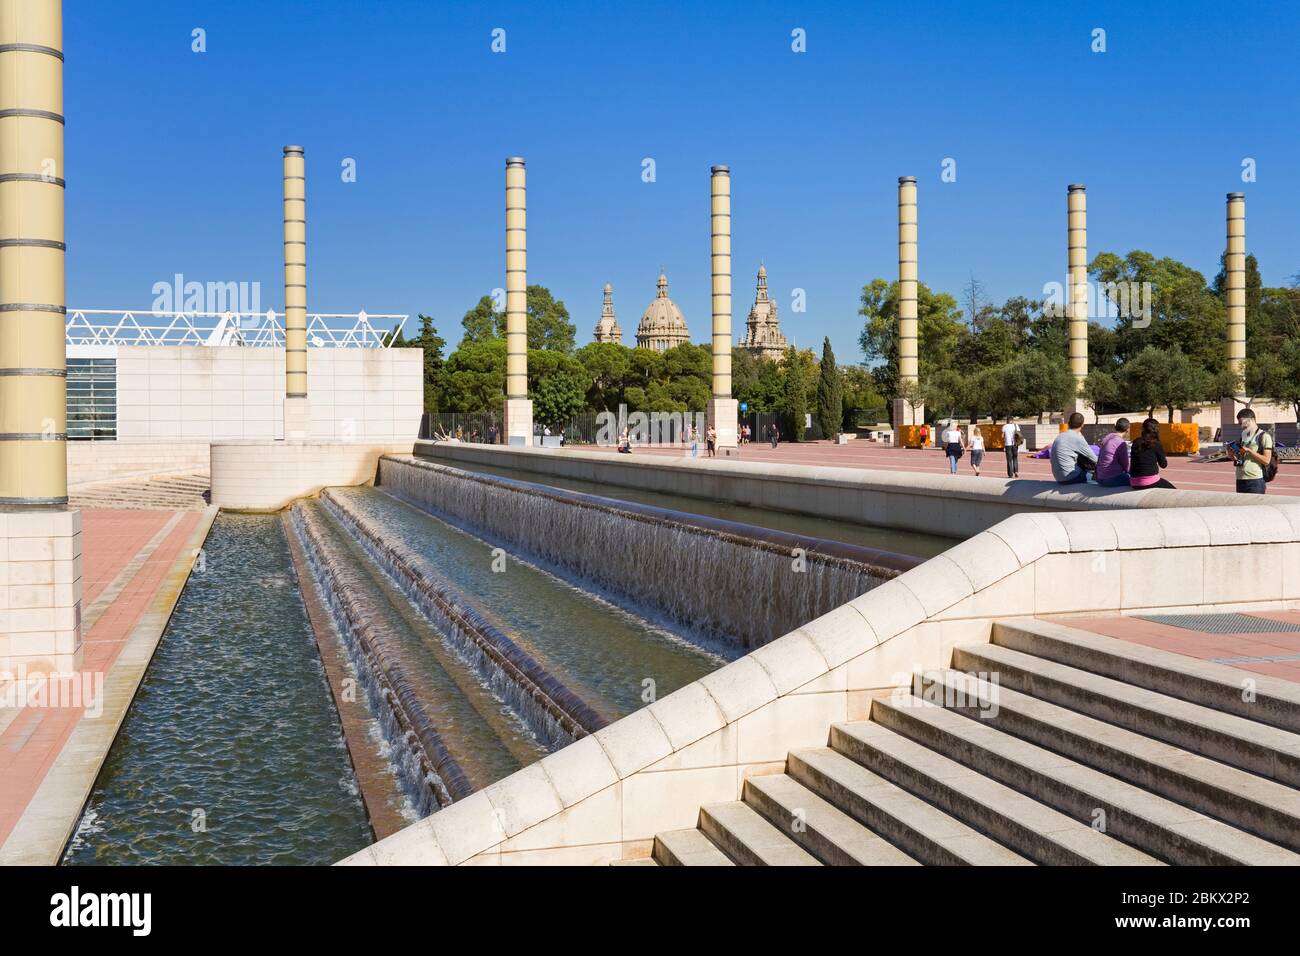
(319, 489, 606, 750)
(291, 504, 464, 810)
(382, 456, 919, 649)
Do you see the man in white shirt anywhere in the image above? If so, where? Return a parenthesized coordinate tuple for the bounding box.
(1001, 422, 1022, 478)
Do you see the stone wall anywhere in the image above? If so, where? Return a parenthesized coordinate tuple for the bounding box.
(414, 441, 1268, 541)
(68, 441, 211, 487)
(104, 345, 423, 443)
(340, 500, 1300, 865)
(210, 442, 413, 511)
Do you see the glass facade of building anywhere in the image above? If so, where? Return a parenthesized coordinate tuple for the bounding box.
(67, 357, 117, 440)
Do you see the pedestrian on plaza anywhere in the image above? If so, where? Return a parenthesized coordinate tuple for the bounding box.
(768, 422, 780, 448)
(1231, 408, 1275, 494)
(941, 421, 966, 475)
(918, 422, 930, 449)
(1001, 421, 1023, 478)
(706, 425, 717, 458)
(1051, 412, 1098, 485)
(969, 426, 985, 476)
(689, 424, 699, 457)
(1129, 418, 1175, 489)
(1095, 419, 1131, 487)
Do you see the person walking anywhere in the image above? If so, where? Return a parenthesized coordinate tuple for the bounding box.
(918, 422, 930, 450)
(706, 424, 717, 458)
(1129, 417, 1175, 489)
(941, 421, 966, 475)
(1095, 419, 1131, 487)
(768, 421, 780, 448)
(1232, 408, 1275, 494)
(969, 426, 985, 476)
(1001, 420, 1023, 478)
(689, 424, 699, 458)
(1051, 412, 1097, 485)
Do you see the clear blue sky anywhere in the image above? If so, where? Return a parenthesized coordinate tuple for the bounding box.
(65, 0, 1300, 363)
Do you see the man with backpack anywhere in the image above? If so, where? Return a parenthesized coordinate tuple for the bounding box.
(1231, 408, 1275, 494)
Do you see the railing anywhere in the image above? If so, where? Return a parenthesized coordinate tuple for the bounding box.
(65, 310, 408, 348)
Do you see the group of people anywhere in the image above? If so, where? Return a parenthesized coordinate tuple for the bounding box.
(931, 408, 1275, 495)
(1049, 409, 1273, 494)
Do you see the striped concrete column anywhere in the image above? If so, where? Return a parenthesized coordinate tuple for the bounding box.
(1222, 191, 1247, 425)
(0, 0, 66, 503)
(0, 0, 82, 677)
(282, 145, 308, 439)
(706, 165, 738, 448)
(894, 176, 920, 427)
(502, 157, 532, 444)
(1067, 184, 1088, 392)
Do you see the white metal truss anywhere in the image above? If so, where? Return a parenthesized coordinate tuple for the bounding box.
(65, 310, 409, 348)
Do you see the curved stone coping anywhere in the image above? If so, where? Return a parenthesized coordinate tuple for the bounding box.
(320, 488, 607, 740)
(292, 503, 471, 804)
(390, 454, 919, 577)
(416, 441, 1276, 523)
(340, 498, 1300, 865)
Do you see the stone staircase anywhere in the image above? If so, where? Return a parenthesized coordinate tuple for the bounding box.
(621, 618, 1300, 866)
(69, 472, 211, 512)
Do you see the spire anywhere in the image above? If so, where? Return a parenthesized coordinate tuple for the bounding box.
(755, 263, 768, 301)
(657, 270, 669, 297)
(594, 282, 622, 343)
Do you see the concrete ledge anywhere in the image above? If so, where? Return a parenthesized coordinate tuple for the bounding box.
(341, 500, 1300, 865)
(68, 441, 211, 487)
(210, 441, 413, 511)
(414, 441, 1277, 540)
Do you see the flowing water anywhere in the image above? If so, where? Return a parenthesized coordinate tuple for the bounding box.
(62, 514, 371, 866)
(320, 485, 725, 724)
(422, 454, 954, 558)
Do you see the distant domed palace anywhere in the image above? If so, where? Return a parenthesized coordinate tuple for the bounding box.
(738, 264, 788, 360)
(593, 283, 622, 343)
(635, 271, 690, 351)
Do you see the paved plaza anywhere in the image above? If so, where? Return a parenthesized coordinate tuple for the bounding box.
(583, 439, 1300, 496)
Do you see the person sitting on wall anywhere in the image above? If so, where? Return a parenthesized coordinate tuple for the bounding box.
(1095, 418, 1131, 487)
(1051, 412, 1097, 485)
(1129, 417, 1175, 489)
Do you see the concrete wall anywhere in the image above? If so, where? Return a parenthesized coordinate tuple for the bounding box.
(414, 441, 1272, 541)
(210, 441, 413, 511)
(68, 441, 210, 487)
(341, 500, 1300, 865)
(106, 345, 423, 443)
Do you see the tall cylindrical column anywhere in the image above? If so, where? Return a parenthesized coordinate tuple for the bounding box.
(897, 176, 918, 388)
(706, 165, 738, 448)
(892, 176, 921, 431)
(1, 0, 82, 678)
(1067, 184, 1088, 391)
(283, 146, 307, 402)
(0, 0, 66, 504)
(502, 157, 532, 444)
(710, 165, 732, 399)
(1226, 191, 1246, 380)
(505, 157, 527, 399)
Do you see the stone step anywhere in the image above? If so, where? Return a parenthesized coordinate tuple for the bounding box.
(873, 681, 1300, 865)
(993, 618, 1300, 733)
(908, 667, 1300, 855)
(830, 718, 1160, 865)
(698, 801, 822, 866)
(786, 746, 1032, 865)
(741, 772, 920, 865)
(609, 858, 659, 866)
(954, 641, 1300, 787)
(652, 828, 734, 866)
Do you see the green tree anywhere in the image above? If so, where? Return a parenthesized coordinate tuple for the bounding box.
(574, 342, 632, 412)
(782, 347, 810, 440)
(996, 355, 1075, 422)
(815, 338, 843, 439)
(858, 278, 963, 414)
(1080, 369, 1120, 423)
(527, 349, 588, 427)
(440, 338, 505, 413)
(401, 314, 446, 413)
(457, 286, 576, 352)
(1117, 346, 1209, 422)
(839, 365, 884, 429)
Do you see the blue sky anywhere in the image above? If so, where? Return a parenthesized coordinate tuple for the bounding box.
(65, 0, 1300, 363)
